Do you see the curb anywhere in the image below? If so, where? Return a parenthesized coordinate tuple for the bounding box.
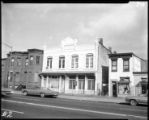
(12, 91, 124, 104)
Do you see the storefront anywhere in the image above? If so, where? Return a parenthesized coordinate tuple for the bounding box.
(133, 72, 148, 96)
(39, 72, 96, 95)
(117, 77, 130, 97)
(135, 78, 148, 96)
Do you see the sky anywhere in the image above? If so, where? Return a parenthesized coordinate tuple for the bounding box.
(2, 2, 148, 60)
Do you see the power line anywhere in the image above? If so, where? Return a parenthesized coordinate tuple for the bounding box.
(2, 42, 13, 50)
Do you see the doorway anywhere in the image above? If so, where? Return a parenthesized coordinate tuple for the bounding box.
(112, 81, 117, 97)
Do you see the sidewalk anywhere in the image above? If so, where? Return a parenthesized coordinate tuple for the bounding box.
(11, 90, 125, 104)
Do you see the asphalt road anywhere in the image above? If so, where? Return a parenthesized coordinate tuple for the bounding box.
(1, 94, 148, 119)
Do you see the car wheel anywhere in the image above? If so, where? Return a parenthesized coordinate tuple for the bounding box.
(130, 100, 137, 106)
(40, 93, 45, 98)
(23, 91, 28, 96)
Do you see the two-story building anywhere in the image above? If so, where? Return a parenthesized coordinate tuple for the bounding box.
(7, 49, 43, 89)
(108, 53, 148, 97)
(39, 37, 111, 95)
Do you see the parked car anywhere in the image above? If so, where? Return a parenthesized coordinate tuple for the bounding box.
(2, 87, 13, 96)
(22, 87, 59, 98)
(125, 93, 148, 106)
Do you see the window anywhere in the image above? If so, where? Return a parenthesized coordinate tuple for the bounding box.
(47, 57, 52, 68)
(9, 72, 13, 82)
(111, 59, 117, 72)
(30, 56, 34, 65)
(69, 76, 76, 89)
(123, 58, 129, 72)
(88, 79, 95, 90)
(141, 78, 148, 94)
(118, 77, 130, 95)
(17, 58, 21, 66)
(25, 58, 29, 66)
(69, 80, 76, 89)
(79, 75, 85, 89)
(72, 55, 79, 68)
(36, 56, 40, 65)
(79, 79, 85, 89)
(11, 58, 15, 66)
(86, 54, 93, 68)
(59, 56, 65, 68)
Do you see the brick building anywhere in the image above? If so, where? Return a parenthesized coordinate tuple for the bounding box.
(6, 49, 43, 90)
(1, 58, 9, 88)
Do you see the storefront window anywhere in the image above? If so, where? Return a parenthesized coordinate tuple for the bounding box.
(69, 80, 76, 89)
(118, 77, 130, 95)
(141, 78, 148, 94)
(118, 84, 130, 94)
(88, 79, 95, 90)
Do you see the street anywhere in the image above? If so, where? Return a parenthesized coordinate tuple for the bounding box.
(1, 94, 148, 119)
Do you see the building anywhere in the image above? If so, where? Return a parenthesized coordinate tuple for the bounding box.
(6, 49, 43, 89)
(39, 37, 111, 95)
(1, 58, 9, 88)
(108, 53, 148, 97)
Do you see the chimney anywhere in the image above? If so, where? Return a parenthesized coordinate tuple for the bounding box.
(113, 51, 117, 54)
(98, 38, 103, 45)
(108, 46, 112, 52)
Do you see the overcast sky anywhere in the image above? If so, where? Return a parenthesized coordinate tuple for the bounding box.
(2, 2, 148, 59)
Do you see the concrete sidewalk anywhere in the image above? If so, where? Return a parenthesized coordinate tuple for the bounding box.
(11, 90, 125, 103)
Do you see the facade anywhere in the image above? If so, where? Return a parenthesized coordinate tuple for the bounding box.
(108, 53, 148, 97)
(6, 49, 43, 89)
(40, 37, 111, 95)
(1, 58, 9, 88)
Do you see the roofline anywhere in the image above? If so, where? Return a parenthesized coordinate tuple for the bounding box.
(108, 52, 146, 61)
(108, 52, 133, 58)
(100, 44, 112, 54)
(2, 58, 7, 60)
(28, 49, 43, 53)
(133, 72, 148, 74)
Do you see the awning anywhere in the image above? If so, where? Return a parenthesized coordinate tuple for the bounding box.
(39, 71, 96, 76)
(118, 81, 130, 84)
(118, 78, 130, 84)
(136, 81, 148, 87)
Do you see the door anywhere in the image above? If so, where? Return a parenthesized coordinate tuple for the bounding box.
(112, 81, 117, 97)
(79, 79, 85, 94)
(61, 76, 65, 93)
(102, 66, 109, 96)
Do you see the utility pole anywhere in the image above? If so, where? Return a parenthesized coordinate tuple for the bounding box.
(2, 42, 13, 88)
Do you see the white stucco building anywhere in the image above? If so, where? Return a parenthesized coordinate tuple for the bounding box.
(108, 53, 148, 97)
(39, 37, 111, 95)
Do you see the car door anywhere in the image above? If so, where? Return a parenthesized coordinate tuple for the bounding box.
(29, 88, 36, 95)
(140, 96, 147, 104)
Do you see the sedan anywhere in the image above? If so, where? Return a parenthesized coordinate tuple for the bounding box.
(22, 87, 59, 98)
(125, 93, 148, 106)
(2, 87, 13, 96)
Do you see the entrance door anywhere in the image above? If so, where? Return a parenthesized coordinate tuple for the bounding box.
(102, 66, 109, 96)
(79, 79, 85, 94)
(112, 81, 117, 97)
(61, 76, 65, 93)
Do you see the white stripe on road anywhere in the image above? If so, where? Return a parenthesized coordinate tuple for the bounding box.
(2, 99, 147, 119)
(12, 96, 42, 101)
(11, 96, 147, 112)
(2, 108, 24, 114)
